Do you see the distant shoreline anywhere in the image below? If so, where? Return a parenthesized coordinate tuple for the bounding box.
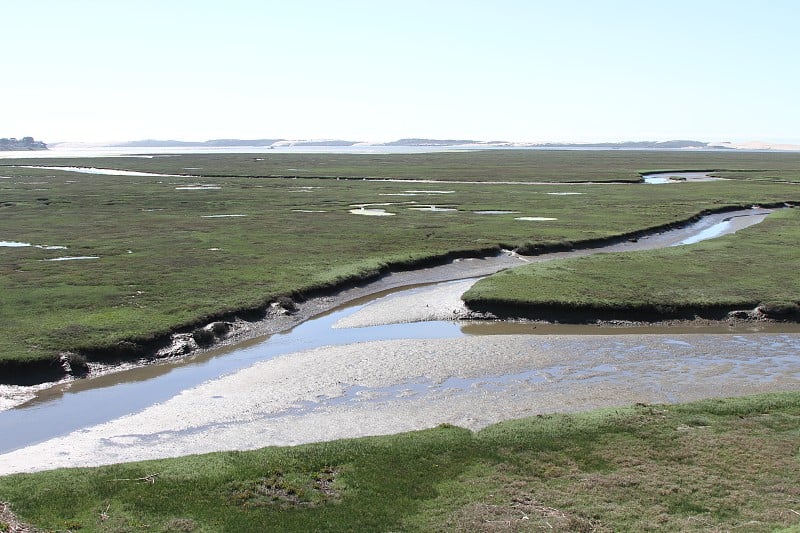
(0, 137, 47, 151)
(4, 143, 798, 161)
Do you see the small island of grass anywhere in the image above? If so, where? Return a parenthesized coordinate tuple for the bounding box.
(463, 207, 800, 322)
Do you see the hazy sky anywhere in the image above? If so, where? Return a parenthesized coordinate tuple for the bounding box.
(4, 1, 799, 144)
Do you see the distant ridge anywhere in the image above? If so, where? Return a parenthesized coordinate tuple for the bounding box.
(380, 138, 501, 146)
(532, 140, 715, 149)
(0, 136, 47, 151)
(113, 139, 283, 147)
(379, 139, 724, 149)
(97, 138, 800, 151)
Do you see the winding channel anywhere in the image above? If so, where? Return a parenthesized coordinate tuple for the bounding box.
(0, 172, 798, 474)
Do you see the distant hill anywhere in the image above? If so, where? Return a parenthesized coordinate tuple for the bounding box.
(531, 140, 720, 149)
(0, 137, 47, 151)
(380, 138, 496, 146)
(273, 140, 360, 147)
(104, 138, 745, 151)
(375, 139, 720, 149)
(113, 139, 284, 147)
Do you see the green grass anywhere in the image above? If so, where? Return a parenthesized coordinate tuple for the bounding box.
(7, 149, 800, 182)
(1, 391, 799, 531)
(0, 151, 798, 370)
(464, 207, 800, 320)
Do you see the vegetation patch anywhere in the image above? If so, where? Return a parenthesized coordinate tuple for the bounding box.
(228, 467, 342, 509)
(1, 392, 799, 531)
(464, 207, 800, 321)
(0, 152, 798, 379)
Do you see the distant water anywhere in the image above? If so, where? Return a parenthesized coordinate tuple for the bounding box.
(0, 144, 487, 159)
(0, 144, 754, 159)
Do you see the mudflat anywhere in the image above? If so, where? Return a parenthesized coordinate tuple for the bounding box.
(1, 331, 797, 475)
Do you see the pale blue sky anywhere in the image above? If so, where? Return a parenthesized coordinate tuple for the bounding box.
(3, 0, 799, 143)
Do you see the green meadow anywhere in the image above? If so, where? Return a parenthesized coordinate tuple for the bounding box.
(15, 149, 800, 182)
(2, 150, 800, 531)
(0, 150, 798, 373)
(464, 207, 800, 321)
(1, 392, 799, 532)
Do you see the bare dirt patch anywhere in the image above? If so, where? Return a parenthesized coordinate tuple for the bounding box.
(0, 502, 38, 533)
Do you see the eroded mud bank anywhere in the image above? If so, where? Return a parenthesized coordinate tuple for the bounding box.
(1, 205, 798, 474)
(0, 205, 790, 391)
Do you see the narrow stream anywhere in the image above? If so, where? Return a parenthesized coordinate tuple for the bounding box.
(0, 205, 789, 456)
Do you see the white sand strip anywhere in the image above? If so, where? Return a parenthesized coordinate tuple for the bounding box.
(1, 333, 798, 475)
(333, 279, 477, 328)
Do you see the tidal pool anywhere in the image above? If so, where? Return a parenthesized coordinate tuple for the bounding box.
(349, 202, 402, 216)
(349, 208, 395, 216)
(0, 241, 67, 249)
(40, 256, 99, 261)
(175, 185, 221, 190)
(642, 171, 725, 184)
(407, 205, 458, 212)
(19, 165, 193, 178)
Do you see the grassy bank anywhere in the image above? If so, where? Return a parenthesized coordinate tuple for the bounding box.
(1, 152, 798, 375)
(463, 207, 800, 321)
(1, 391, 799, 531)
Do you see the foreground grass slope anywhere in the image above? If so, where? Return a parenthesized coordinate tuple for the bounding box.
(464, 207, 800, 321)
(1, 391, 799, 531)
(1, 152, 798, 369)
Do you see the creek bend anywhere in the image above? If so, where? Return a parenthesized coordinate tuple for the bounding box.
(0, 206, 797, 473)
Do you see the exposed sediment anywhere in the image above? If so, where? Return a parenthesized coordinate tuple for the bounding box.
(0, 203, 795, 387)
(1, 332, 798, 475)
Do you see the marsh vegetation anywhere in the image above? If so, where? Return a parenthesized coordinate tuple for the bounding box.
(1, 149, 799, 531)
(1, 392, 799, 531)
(1, 150, 798, 379)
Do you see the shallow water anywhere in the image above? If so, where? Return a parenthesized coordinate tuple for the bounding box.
(407, 205, 458, 212)
(674, 211, 770, 246)
(0, 297, 463, 453)
(0, 207, 788, 456)
(19, 165, 192, 178)
(40, 256, 99, 261)
(349, 208, 395, 216)
(642, 171, 725, 184)
(0, 241, 66, 249)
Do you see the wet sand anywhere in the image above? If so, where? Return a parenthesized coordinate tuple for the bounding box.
(0, 207, 793, 475)
(0, 332, 797, 475)
(333, 279, 478, 328)
(0, 208, 770, 411)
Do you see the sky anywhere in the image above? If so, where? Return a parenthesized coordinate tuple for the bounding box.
(3, 0, 799, 144)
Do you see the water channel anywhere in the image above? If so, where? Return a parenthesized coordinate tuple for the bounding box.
(0, 170, 797, 473)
